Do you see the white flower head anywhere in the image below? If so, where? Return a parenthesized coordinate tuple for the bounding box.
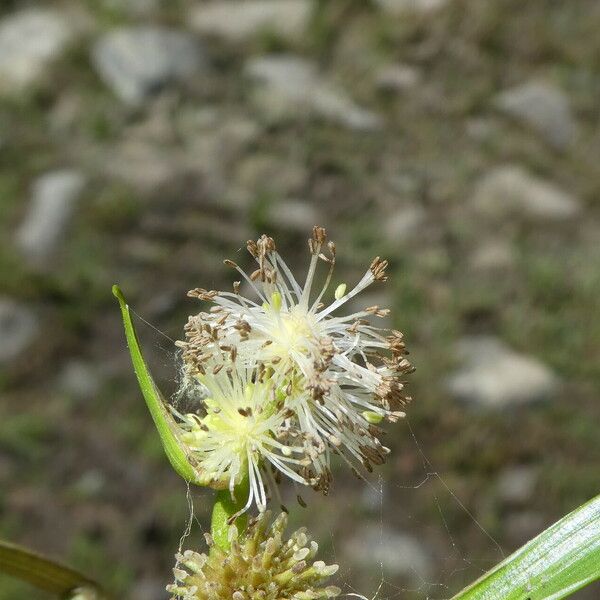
(178, 226, 413, 494)
(172, 351, 311, 513)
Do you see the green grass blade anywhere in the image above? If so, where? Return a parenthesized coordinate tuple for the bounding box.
(112, 284, 203, 485)
(0, 540, 107, 598)
(452, 493, 600, 600)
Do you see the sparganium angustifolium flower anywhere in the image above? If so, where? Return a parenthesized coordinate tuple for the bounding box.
(167, 511, 340, 600)
(176, 226, 413, 502)
(172, 354, 310, 512)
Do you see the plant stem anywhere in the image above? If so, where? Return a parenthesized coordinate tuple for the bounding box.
(210, 477, 250, 551)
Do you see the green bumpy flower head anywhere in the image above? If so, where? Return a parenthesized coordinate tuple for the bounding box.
(167, 512, 340, 600)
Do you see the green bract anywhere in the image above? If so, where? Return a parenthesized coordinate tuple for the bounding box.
(113, 285, 205, 486)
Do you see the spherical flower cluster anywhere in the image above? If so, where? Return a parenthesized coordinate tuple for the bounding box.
(167, 512, 340, 600)
(171, 354, 309, 513)
(175, 226, 413, 508)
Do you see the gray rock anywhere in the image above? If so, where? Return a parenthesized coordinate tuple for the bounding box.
(267, 200, 319, 232)
(0, 298, 39, 364)
(0, 9, 74, 94)
(58, 360, 102, 402)
(375, 0, 450, 15)
(16, 170, 85, 266)
(447, 336, 558, 409)
(92, 27, 205, 104)
(469, 240, 516, 272)
(246, 55, 381, 131)
(376, 63, 421, 93)
(384, 205, 427, 245)
(497, 466, 538, 505)
(192, 0, 312, 42)
(494, 81, 577, 150)
(346, 525, 433, 581)
(472, 165, 581, 222)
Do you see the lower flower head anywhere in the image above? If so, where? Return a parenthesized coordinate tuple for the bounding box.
(167, 511, 340, 600)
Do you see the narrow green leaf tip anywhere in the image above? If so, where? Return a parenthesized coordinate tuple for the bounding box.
(113, 284, 202, 486)
(0, 540, 107, 598)
(452, 493, 600, 600)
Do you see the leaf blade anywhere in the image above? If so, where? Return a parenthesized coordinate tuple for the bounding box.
(452, 494, 600, 600)
(0, 539, 106, 598)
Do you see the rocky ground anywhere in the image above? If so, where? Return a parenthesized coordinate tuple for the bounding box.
(0, 1, 599, 599)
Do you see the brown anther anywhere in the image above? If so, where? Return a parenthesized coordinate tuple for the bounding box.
(246, 240, 258, 257)
(297, 494, 307, 508)
(369, 256, 388, 281)
(312, 226, 327, 245)
(187, 288, 219, 301)
(224, 259, 239, 269)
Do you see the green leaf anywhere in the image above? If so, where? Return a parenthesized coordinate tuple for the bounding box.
(0, 540, 107, 599)
(112, 284, 203, 485)
(452, 493, 600, 600)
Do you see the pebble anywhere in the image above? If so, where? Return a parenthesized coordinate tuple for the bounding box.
(15, 170, 86, 267)
(0, 9, 74, 94)
(494, 81, 577, 150)
(246, 55, 381, 131)
(0, 298, 39, 365)
(447, 336, 558, 409)
(471, 165, 581, 222)
(192, 0, 312, 42)
(92, 26, 206, 104)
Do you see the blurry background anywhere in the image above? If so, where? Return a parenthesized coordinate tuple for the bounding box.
(1, 0, 599, 598)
